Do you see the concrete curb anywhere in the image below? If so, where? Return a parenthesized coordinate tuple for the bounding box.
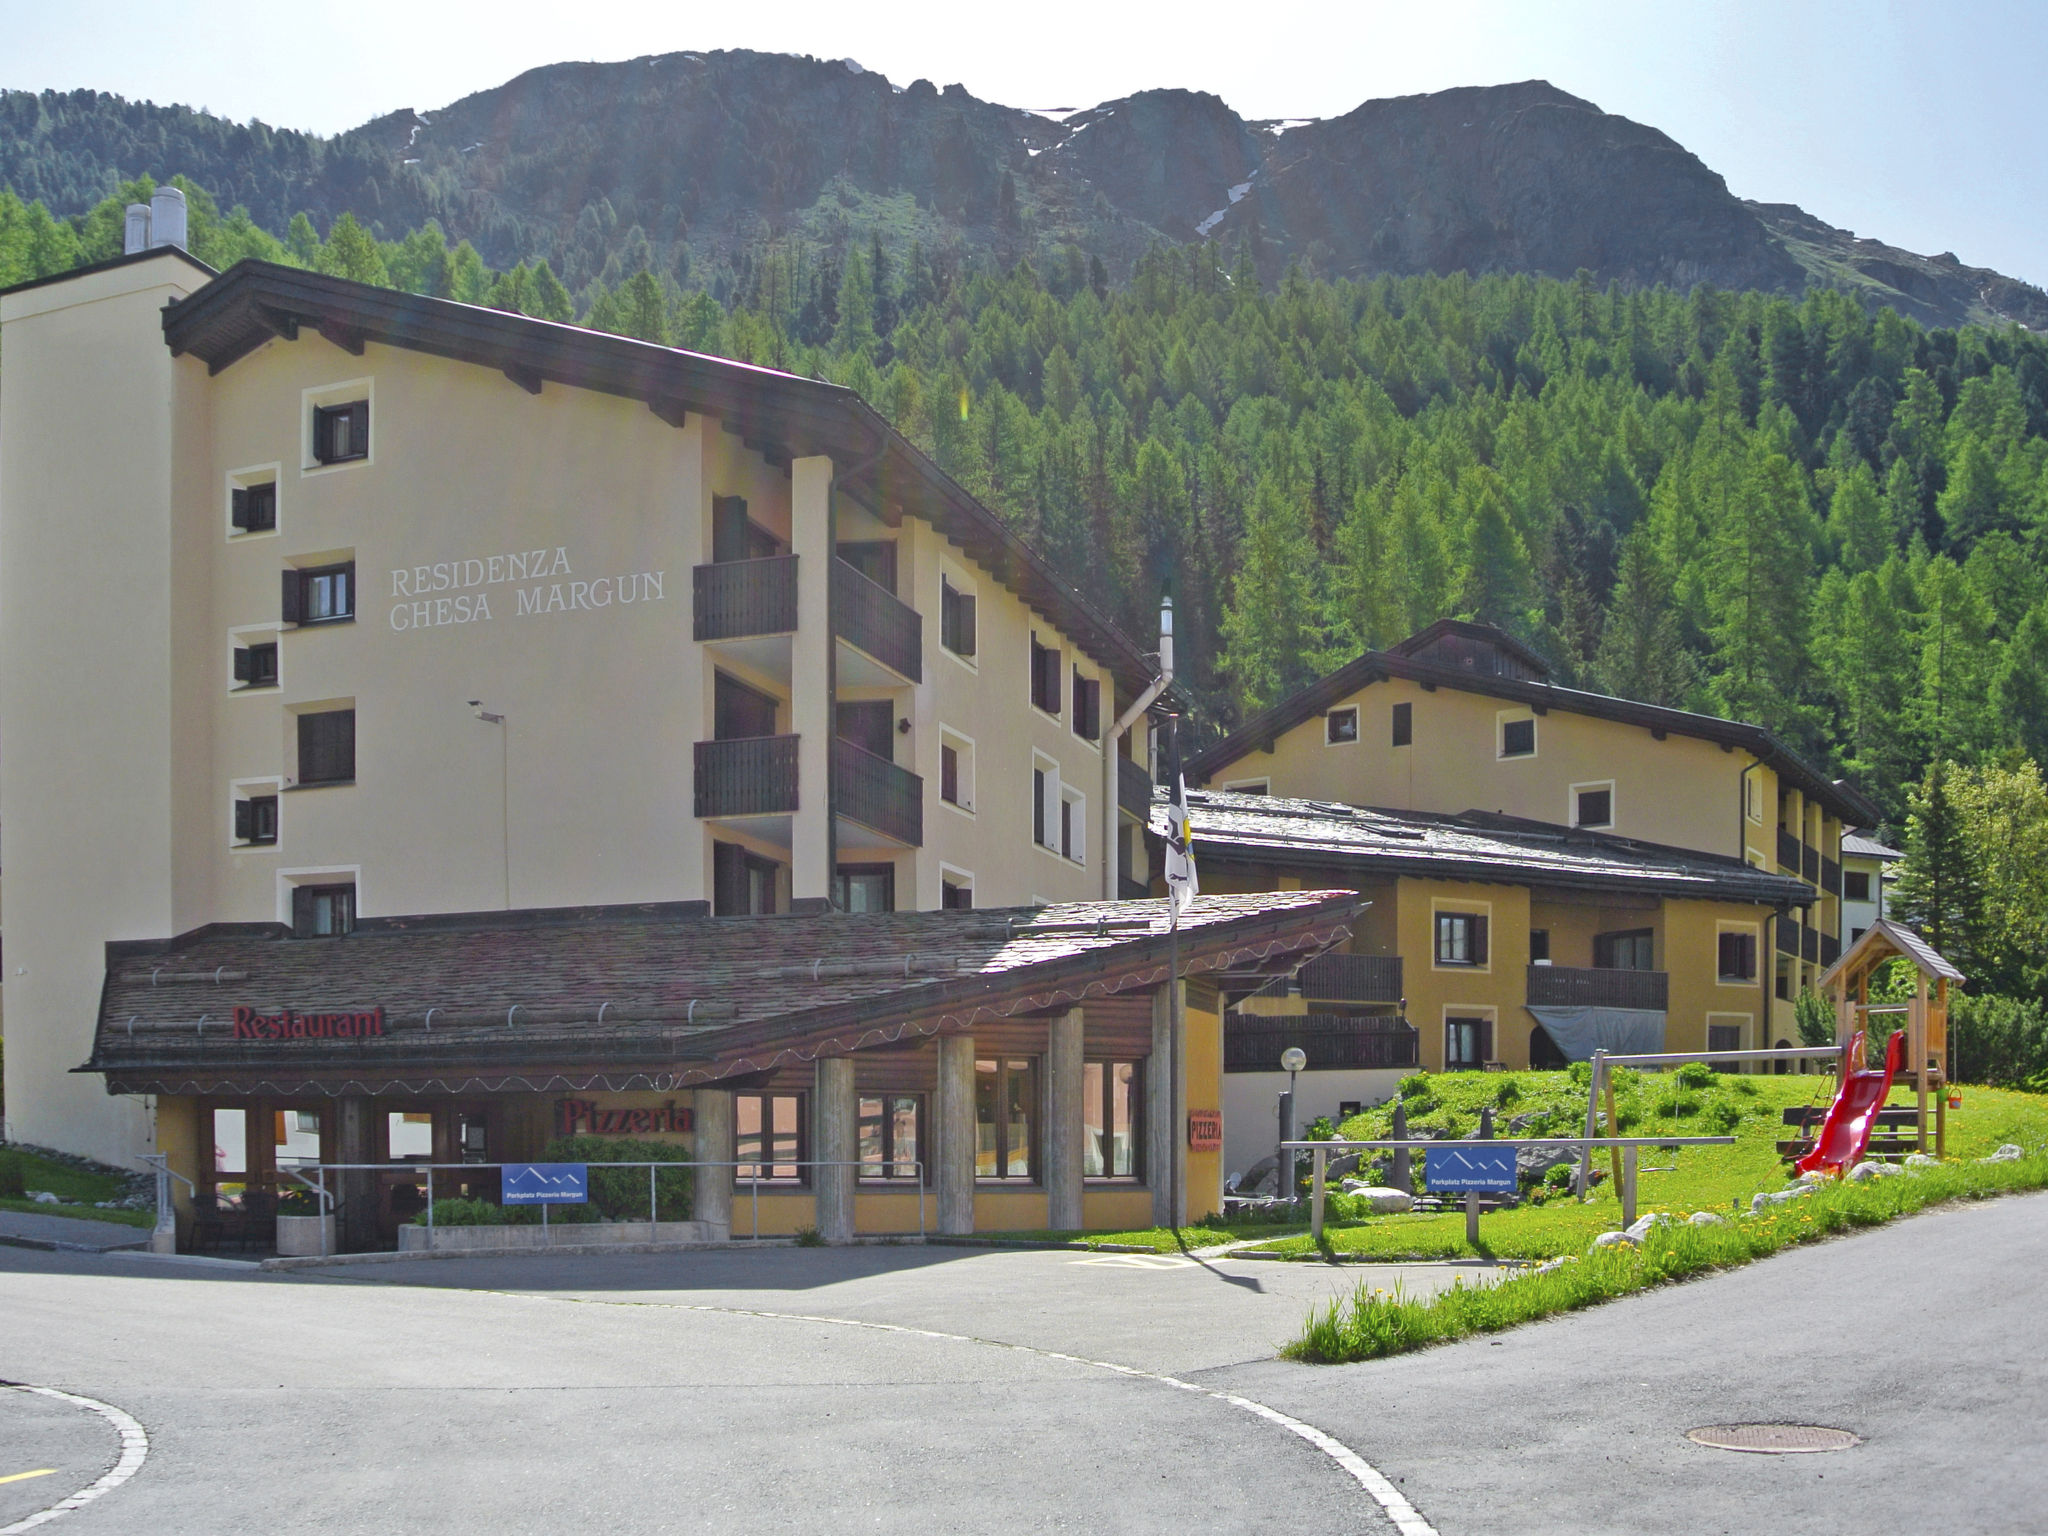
(260, 1236, 813, 1271)
(0, 1232, 151, 1255)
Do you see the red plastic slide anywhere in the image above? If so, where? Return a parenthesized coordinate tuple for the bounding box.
(1796, 1029, 1905, 1178)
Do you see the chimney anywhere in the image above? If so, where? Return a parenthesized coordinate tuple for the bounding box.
(147, 186, 187, 250)
(123, 203, 151, 255)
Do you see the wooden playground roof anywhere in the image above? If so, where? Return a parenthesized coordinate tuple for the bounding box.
(1819, 918, 1964, 993)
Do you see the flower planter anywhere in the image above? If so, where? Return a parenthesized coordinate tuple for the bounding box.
(274, 1213, 336, 1257)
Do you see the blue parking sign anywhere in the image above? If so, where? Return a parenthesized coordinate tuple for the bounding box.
(503, 1163, 589, 1204)
(1425, 1144, 1518, 1194)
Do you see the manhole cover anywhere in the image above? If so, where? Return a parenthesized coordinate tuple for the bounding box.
(1687, 1424, 1861, 1454)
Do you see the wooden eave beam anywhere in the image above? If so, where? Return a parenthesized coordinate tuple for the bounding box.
(317, 319, 367, 355)
(503, 365, 543, 396)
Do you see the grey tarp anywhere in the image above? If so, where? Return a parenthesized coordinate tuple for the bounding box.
(1525, 1006, 1667, 1061)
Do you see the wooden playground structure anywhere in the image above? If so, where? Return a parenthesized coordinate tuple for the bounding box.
(1812, 918, 1965, 1161)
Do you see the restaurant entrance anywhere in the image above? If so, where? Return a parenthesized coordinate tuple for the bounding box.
(372, 1100, 501, 1245)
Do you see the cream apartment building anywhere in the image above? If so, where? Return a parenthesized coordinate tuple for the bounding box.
(0, 248, 1163, 1166)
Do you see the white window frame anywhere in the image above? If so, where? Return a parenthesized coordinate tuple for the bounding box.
(1325, 706, 1360, 747)
(939, 727, 976, 817)
(1442, 1005, 1497, 1070)
(229, 777, 285, 852)
(939, 562, 979, 674)
(300, 376, 375, 476)
(1032, 751, 1062, 855)
(1430, 897, 1493, 974)
(228, 622, 285, 695)
(1714, 921, 1763, 986)
(276, 864, 363, 926)
(1496, 709, 1538, 761)
(1569, 779, 1617, 830)
(225, 463, 282, 542)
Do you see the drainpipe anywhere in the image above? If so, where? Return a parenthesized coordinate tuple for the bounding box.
(1103, 597, 1175, 899)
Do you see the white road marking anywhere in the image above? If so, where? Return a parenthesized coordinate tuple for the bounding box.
(1069, 1253, 1196, 1269)
(0, 1385, 148, 1534)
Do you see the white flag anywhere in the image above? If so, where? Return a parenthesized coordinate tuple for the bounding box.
(1164, 774, 1198, 922)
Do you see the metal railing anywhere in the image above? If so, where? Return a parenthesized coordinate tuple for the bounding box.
(832, 558, 923, 682)
(1526, 964, 1668, 1011)
(1298, 953, 1404, 1003)
(1224, 1015, 1419, 1071)
(1821, 855, 1842, 898)
(281, 1158, 927, 1256)
(693, 554, 799, 641)
(138, 1153, 197, 1252)
(831, 737, 923, 845)
(695, 734, 800, 818)
(1118, 754, 1154, 821)
(1777, 828, 1802, 871)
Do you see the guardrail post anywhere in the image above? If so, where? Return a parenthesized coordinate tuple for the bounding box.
(1390, 1099, 1411, 1194)
(1578, 1050, 1606, 1201)
(1621, 1145, 1638, 1230)
(1310, 1146, 1327, 1243)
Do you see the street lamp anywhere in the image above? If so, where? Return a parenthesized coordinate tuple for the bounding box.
(1279, 1046, 1307, 1200)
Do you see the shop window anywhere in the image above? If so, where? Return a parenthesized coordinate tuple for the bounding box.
(1072, 669, 1101, 743)
(1030, 634, 1062, 717)
(230, 478, 278, 534)
(975, 1058, 1037, 1180)
(386, 1110, 434, 1162)
(1718, 930, 1758, 982)
(1573, 783, 1614, 829)
(1326, 706, 1359, 745)
(282, 561, 355, 625)
(837, 539, 897, 593)
(1499, 716, 1536, 759)
(836, 699, 895, 760)
(858, 1095, 922, 1180)
(1391, 701, 1413, 748)
(735, 1093, 805, 1181)
(1083, 1061, 1142, 1179)
(312, 399, 369, 464)
(234, 793, 279, 847)
(1594, 928, 1655, 971)
(292, 882, 355, 938)
(940, 578, 977, 659)
(296, 708, 356, 786)
(233, 640, 279, 689)
(711, 495, 781, 562)
(835, 864, 895, 914)
(940, 730, 974, 812)
(273, 1107, 325, 1175)
(1435, 912, 1488, 967)
(713, 671, 779, 740)
(1446, 1017, 1491, 1071)
(211, 1107, 249, 1206)
(1529, 928, 1550, 963)
(713, 841, 780, 916)
(1843, 871, 1872, 903)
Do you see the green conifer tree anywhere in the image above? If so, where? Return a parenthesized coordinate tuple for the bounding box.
(316, 213, 389, 286)
(1593, 531, 1694, 705)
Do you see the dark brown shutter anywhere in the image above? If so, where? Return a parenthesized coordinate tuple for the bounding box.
(339, 561, 356, 618)
(1033, 768, 1046, 845)
(234, 799, 254, 840)
(1471, 914, 1489, 966)
(281, 568, 303, 624)
(1392, 702, 1412, 746)
(349, 401, 368, 458)
(233, 646, 253, 683)
(335, 710, 356, 781)
(248, 482, 275, 531)
(712, 842, 746, 916)
(1479, 1018, 1495, 1063)
(292, 885, 316, 936)
(231, 487, 250, 530)
(957, 592, 975, 656)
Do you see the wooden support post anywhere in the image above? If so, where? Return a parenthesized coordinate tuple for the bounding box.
(1913, 975, 1930, 1154)
(1622, 1144, 1639, 1230)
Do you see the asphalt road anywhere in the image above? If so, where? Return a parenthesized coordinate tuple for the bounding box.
(1, 1197, 2042, 1534)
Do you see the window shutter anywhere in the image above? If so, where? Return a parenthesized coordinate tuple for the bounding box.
(345, 401, 369, 459)
(1033, 768, 1046, 846)
(232, 487, 250, 530)
(335, 710, 356, 781)
(1471, 914, 1489, 966)
(1445, 1020, 1457, 1066)
(1392, 702, 1412, 747)
(281, 568, 303, 624)
(234, 799, 254, 840)
(338, 561, 356, 618)
(249, 482, 275, 531)
(233, 646, 253, 683)
(1479, 1018, 1495, 1064)
(958, 592, 976, 656)
(292, 884, 316, 937)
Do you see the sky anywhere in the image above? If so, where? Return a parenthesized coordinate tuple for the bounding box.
(5, 0, 2044, 288)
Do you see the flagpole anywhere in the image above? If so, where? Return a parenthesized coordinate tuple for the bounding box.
(1166, 712, 1184, 1234)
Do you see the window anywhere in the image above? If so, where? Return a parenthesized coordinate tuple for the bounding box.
(1072, 669, 1101, 743)
(735, 1093, 805, 1181)
(1851, 926, 1867, 945)
(940, 578, 977, 659)
(387, 1110, 434, 1162)
(291, 882, 355, 937)
(1707, 1021, 1744, 1072)
(231, 479, 277, 533)
(836, 699, 895, 760)
(940, 732, 975, 812)
(713, 672, 779, 740)
(712, 496, 782, 562)
(1573, 784, 1614, 829)
(233, 640, 279, 689)
(1391, 701, 1413, 748)
(311, 399, 369, 465)
(1446, 1016, 1491, 1071)
(1083, 1061, 1142, 1179)
(276, 1107, 326, 1171)
(234, 794, 279, 846)
(1435, 912, 1488, 967)
(713, 841, 780, 916)
(1223, 779, 1269, 796)
(210, 1107, 249, 1205)
(942, 875, 974, 910)
(835, 864, 895, 914)
(837, 540, 898, 592)
(1326, 706, 1359, 745)
(296, 709, 356, 786)
(1030, 634, 1062, 716)
(1060, 787, 1086, 864)
(1718, 930, 1758, 982)
(858, 1095, 922, 1180)
(1500, 716, 1536, 758)
(1843, 871, 1872, 903)
(975, 1058, 1037, 1180)
(1529, 929, 1550, 963)
(1033, 757, 1060, 850)
(282, 562, 355, 625)
(1594, 928, 1656, 971)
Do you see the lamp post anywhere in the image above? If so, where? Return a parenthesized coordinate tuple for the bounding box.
(1279, 1045, 1306, 1201)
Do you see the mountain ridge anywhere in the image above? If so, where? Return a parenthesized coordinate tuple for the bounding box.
(1, 53, 2041, 331)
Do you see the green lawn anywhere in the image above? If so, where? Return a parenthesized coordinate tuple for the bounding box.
(1244, 1069, 2043, 1261)
(967, 1223, 1303, 1254)
(0, 1147, 153, 1228)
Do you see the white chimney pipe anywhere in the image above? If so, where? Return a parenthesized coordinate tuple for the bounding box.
(123, 204, 151, 255)
(1101, 595, 1176, 899)
(148, 186, 187, 250)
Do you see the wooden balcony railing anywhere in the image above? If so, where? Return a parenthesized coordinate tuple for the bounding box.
(1777, 917, 1799, 956)
(1118, 754, 1154, 821)
(1802, 845, 1821, 885)
(1526, 964, 1669, 1011)
(1298, 953, 1405, 1004)
(833, 558, 923, 682)
(1821, 856, 1842, 898)
(1777, 828, 1802, 872)
(1225, 1015, 1420, 1072)
(1802, 926, 1820, 963)
(1820, 933, 1841, 968)
(831, 737, 923, 846)
(693, 555, 799, 642)
(694, 735, 800, 819)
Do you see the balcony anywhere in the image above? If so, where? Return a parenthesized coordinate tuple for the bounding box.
(694, 735, 799, 820)
(1777, 918, 1799, 957)
(832, 737, 923, 847)
(1821, 856, 1842, 898)
(833, 558, 922, 683)
(1777, 828, 1802, 872)
(1298, 953, 1405, 1004)
(693, 555, 799, 642)
(1802, 926, 1820, 963)
(1225, 1015, 1420, 1072)
(1118, 754, 1155, 821)
(1820, 933, 1841, 968)
(1802, 845, 1821, 885)
(1526, 965, 1669, 1011)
